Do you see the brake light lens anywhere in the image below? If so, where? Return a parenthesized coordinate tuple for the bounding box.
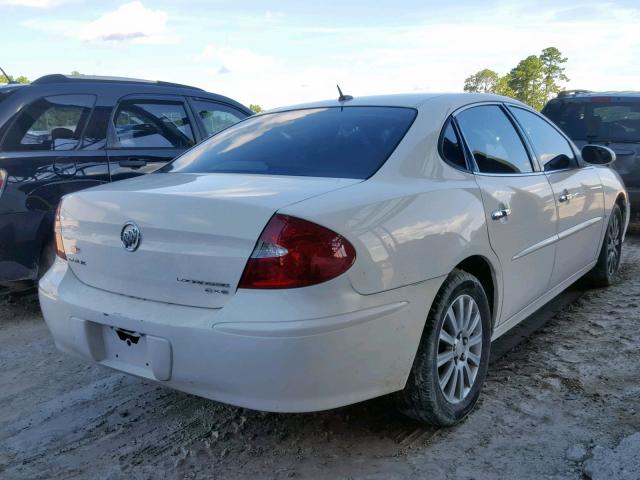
(0, 169, 6, 197)
(238, 214, 356, 289)
(54, 202, 66, 260)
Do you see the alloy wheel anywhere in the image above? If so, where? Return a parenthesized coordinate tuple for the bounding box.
(606, 212, 622, 277)
(436, 294, 483, 404)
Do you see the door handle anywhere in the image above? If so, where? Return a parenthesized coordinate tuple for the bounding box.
(491, 207, 512, 221)
(118, 158, 148, 168)
(559, 190, 580, 203)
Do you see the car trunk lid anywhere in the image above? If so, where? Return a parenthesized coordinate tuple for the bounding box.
(59, 172, 359, 308)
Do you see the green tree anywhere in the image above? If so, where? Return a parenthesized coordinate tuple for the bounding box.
(494, 73, 515, 98)
(0, 74, 30, 84)
(249, 104, 264, 113)
(462, 47, 569, 110)
(539, 47, 569, 102)
(70, 70, 82, 76)
(507, 55, 546, 110)
(463, 69, 500, 93)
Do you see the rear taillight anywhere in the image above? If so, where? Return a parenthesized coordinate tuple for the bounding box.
(238, 214, 356, 289)
(54, 202, 66, 260)
(0, 169, 6, 197)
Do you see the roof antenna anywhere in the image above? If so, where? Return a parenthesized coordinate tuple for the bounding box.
(337, 84, 353, 102)
(0, 65, 17, 84)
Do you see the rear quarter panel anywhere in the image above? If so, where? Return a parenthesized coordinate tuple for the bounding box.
(283, 97, 499, 293)
(283, 176, 494, 295)
(282, 97, 504, 328)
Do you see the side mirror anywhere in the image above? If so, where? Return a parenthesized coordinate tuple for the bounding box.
(581, 144, 616, 166)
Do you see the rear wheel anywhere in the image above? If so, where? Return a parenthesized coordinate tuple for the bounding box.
(585, 204, 623, 287)
(394, 269, 491, 426)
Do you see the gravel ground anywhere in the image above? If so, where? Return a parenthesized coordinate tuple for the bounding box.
(1, 226, 639, 480)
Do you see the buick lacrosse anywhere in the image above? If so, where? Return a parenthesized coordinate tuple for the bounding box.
(40, 93, 629, 426)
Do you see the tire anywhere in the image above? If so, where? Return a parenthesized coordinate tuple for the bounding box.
(584, 204, 623, 287)
(394, 269, 492, 426)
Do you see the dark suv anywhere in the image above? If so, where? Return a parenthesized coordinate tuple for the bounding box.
(543, 91, 640, 215)
(0, 74, 251, 285)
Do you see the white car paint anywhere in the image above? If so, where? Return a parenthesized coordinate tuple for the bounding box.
(56, 173, 359, 309)
(39, 93, 629, 413)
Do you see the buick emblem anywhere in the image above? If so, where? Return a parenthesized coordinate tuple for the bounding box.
(121, 222, 141, 252)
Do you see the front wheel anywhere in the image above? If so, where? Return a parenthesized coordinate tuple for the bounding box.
(394, 269, 492, 426)
(585, 204, 623, 287)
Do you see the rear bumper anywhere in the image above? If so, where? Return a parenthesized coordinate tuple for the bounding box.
(39, 259, 443, 412)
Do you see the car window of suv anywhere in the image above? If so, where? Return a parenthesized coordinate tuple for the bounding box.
(81, 106, 111, 150)
(440, 119, 467, 170)
(190, 99, 246, 138)
(544, 100, 640, 143)
(510, 106, 578, 172)
(113, 100, 195, 149)
(455, 105, 533, 174)
(2, 94, 96, 152)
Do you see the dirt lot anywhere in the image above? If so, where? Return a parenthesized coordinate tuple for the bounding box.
(1, 228, 639, 480)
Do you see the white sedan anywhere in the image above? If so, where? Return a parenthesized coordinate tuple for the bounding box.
(40, 93, 629, 426)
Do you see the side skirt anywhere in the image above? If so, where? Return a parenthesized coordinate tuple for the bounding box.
(491, 260, 597, 341)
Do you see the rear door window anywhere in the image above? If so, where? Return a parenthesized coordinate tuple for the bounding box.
(190, 99, 246, 137)
(510, 106, 578, 171)
(113, 100, 195, 149)
(2, 94, 95, 151)
(455, 105, 533, 174)
(163, 106, 417, 179)
(440, 120, 467, 170)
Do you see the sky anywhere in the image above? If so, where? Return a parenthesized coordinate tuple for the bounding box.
(1, 0, 639, 108)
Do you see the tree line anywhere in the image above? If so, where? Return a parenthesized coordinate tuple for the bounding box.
(4, 51, 570, 113)
(463, 47, 569, 110)
(0, 74, 30, 84)
(0, 71, 84, 84)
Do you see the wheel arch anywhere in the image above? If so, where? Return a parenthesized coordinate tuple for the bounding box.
(593, 165, 630, 237)
(615, 192, 628, 221)
(454, 255, 499, 329)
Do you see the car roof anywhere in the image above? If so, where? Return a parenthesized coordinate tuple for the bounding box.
(552, 90, 640, 101)
(266, 92, 525, 112)
(4, 74, 252, 114)
(32, 74, 205, 91)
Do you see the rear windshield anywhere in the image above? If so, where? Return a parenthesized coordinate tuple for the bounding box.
(544, 99, 640, 143)
(163, 106, 417, 179)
